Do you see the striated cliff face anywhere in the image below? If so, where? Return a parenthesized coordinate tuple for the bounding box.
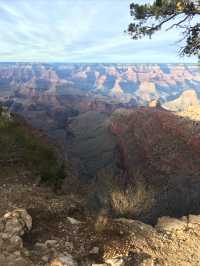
(0, 63, 199, 146)
(0, 63, 199, 106)
(164, 89, 200, 111)
(0, 63, 199, 148)
(110, 107, 200, 178)
(178, 105, 200, 121)
(136, 81, 159, 103)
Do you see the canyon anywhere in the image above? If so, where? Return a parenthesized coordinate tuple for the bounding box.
(0, 63, 200, 265)
(0, 63, 200, 148)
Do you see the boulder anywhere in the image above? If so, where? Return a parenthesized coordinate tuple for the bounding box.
(3, 208, 32, 237)
(188, 215, 200, 226)
(89, 246, 100, 255)
(0, 209, 33, 266)
(45, 239, 58, 248)
(105, 257, 125, 266)
(50, 254, 78, 266)
(155, 217, 187, 233)
(67, 217, 82, 225)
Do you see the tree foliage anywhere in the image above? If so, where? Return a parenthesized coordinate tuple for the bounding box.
(128, 0, 200, 58)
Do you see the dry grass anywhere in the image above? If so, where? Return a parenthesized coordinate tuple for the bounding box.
(95, 169, 155, 219)
(110, 176, 155, 217)
(94, 208, 110, 232)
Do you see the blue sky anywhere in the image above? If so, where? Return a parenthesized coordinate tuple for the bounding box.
(0, 0, 197, 63)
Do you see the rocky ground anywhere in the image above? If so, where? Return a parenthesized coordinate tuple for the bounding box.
(1, 166, 200, 266)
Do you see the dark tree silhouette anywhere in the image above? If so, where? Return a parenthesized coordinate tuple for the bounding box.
(128, 1, 200, 58)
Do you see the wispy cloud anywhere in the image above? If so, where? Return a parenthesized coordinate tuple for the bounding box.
(0, 0, 196, 63)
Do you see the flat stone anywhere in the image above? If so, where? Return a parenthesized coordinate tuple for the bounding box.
(45, 239, 58, 247)
(188, 215, 200, 225)
(155, 217, 187, 233)
(106, 257, 125, 266)
(89, 246, 100, 255)
(50, 254, 78, 266)
(34, 242, 47, 249)
(92, 264, 108, 266)
(67, 217, 82, 225)
(42, 255, 49, 262)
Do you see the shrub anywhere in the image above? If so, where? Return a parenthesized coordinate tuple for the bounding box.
(95, 169, 155, 219)
(0, 116, 65, 187)
(110, 176, 155, 218)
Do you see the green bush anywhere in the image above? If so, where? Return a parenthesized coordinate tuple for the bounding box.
(0, 116, 65, 186)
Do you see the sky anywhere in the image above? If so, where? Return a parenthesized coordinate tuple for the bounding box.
(0, 0, 197, 63)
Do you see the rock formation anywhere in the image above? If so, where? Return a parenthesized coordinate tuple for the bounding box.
(0, 209, 33, 266)
(1, 209, 200, 265)
(102, 215, 200, 265)
(164, 89, 199, 111)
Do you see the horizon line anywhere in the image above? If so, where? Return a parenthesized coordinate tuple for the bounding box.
(0, 62, 198, 65)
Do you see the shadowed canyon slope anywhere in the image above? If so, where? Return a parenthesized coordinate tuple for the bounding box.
(65, 106, 200, 222)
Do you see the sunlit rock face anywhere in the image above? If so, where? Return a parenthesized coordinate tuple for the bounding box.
(96, 74, 107, 90)
(178, 105, 200, 122)
(164, 89, 200, 111)
(0, 63, 199, 105)
(136, 81, 159, 103)
(110, 77, 124, 97)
